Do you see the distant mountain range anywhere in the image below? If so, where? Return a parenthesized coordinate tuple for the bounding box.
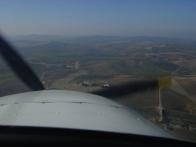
(10, 35, 196, 46)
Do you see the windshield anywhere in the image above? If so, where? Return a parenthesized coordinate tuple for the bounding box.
(0, 0, 196, 142)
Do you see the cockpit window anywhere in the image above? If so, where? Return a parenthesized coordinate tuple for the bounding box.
(0, 0, 196, 142)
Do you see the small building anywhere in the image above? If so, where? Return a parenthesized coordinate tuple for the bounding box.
(103, 83, 110, 88)
(74, 61, 79, 70)
(82, 81, 91, 87)
(65, 65, 73, 69)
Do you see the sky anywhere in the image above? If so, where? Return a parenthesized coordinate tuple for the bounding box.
(0, 0, 196, 38)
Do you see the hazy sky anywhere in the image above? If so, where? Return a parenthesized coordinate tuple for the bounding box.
(0, 0, 196, 38)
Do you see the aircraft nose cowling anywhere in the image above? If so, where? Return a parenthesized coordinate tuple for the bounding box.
(0, 90, 173, 139)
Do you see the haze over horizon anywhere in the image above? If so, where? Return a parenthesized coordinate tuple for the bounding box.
(0, 0, 196, 39)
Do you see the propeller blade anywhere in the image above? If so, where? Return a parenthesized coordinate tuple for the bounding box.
(0, 35, 44, 91)
(92, 80, 158, 99)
